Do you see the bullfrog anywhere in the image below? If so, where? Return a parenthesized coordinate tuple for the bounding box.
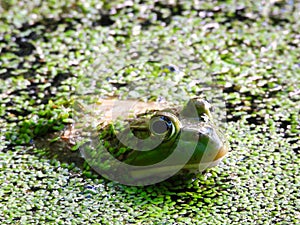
(53, 96, 228, 185)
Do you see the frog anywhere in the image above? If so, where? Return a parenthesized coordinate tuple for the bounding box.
(34, 63, 228, 185)
(55, 96, 229, 185)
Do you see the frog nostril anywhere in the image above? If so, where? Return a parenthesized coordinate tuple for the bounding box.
(198, 132, 208, 137)
(202, 126, 213, 135)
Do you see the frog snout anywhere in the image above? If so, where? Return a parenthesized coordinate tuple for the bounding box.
(213, 145, 228, 161)
(197, 127, 228, 161)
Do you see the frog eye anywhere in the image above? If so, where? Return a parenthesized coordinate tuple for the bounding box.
(149, 113, 181, 140)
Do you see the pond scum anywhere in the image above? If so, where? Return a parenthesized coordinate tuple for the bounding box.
(0, 1, 299, 224)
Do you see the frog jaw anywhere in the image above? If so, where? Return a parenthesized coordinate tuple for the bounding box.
(127, 152, 228, 180)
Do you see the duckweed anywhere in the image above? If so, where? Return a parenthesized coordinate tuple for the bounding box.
(0, 0, 299, 224)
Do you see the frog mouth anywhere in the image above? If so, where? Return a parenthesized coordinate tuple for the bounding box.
(127, 145, 228, 180)
(183, 145, 228, 171)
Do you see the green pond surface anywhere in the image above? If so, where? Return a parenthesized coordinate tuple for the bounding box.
(0, 0, 299, 224)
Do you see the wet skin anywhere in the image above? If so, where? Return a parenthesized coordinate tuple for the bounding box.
(79, 97, 229, 176)
(35, 97, 228, 181)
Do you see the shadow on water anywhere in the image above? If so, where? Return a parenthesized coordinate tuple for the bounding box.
(32, 126, 232, 201)
(33, 128, 86, 169)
